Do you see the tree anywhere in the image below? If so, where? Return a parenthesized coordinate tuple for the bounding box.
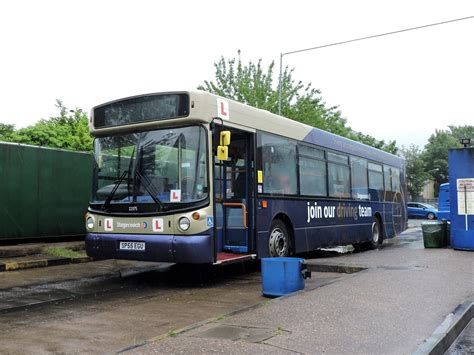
(350, 131, 398, 154)
(199, 52, 397, 154)
(422, 129, 461, 194)
(0, 123, 15, 141)
(0, 100, 93, 152)
(449, 125, 474, 143)
(400, 144, 429, 199)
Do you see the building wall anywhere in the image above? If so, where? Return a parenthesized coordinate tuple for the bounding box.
(421, 180, 435, 199)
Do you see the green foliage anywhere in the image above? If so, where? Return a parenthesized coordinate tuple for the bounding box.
(422, 127, 467, 194)
(0, 123, 15, 141)
(168, 330, 177, 337)
(448, 125, 474, 142)
(0, 100, 93, 152)
(350, 131, 398, 155)
(401, 145, 429, 198)
(199, 51, 397, 154)
(44, 247, 85, 258)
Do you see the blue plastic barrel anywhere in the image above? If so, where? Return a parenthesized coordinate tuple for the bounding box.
(261, 257, 310, 297)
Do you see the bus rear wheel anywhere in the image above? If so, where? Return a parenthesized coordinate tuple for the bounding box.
(369, 217, 383, 249)
(268, 220, 290, 257)
(353, 217, 383, 251)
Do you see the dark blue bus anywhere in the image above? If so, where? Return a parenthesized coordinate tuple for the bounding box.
(85, 91, 407, 264)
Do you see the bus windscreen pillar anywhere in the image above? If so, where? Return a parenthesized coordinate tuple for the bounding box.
(448, 147, 474, 251)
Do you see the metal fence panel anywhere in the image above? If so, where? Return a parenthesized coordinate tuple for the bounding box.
(0, 143, 93, 240)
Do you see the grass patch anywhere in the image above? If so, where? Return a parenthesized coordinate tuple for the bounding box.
(168, 330, 177, 337)
(44, 247, 85, 258)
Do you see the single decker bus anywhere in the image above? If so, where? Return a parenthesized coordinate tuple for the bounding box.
(85, 91, 407, 264)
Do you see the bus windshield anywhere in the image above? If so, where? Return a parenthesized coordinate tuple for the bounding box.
(91, 126, 208, 210)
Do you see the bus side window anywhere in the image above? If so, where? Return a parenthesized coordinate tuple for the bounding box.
(327, 152, 350, 198)
(384, 165, 392, 192)
(259, 133, 297, 195)
(350, 156, 368, 200)
(368, 162, 384, 201)
(391, 167, 401, 191)
(298, 144, 327, 197)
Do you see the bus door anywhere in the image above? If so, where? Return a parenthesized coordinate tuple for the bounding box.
(214, 130, 254, 257)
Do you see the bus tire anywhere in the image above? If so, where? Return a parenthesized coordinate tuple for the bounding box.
(268, 219, 290, 257)
(369, 216, 383, 249)
(353, 216, 383, 251)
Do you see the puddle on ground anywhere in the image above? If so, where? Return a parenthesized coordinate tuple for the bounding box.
(308, 264, 366, 274)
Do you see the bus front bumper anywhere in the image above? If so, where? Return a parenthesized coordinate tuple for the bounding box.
(85, 233, 214, 264)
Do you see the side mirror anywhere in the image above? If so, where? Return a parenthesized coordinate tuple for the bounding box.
(217, 146, 228, 161)
(220, 131, 231, 146)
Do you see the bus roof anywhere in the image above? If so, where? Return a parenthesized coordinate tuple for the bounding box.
(191, 91, 403, 168)
(91, 90, 403, 168)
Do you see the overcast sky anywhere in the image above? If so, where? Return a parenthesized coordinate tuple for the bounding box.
(1, 0, 473, 149)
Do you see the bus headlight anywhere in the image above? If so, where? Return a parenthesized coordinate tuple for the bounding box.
(86, 216, 95, 230)
(178, 217, 190, 231)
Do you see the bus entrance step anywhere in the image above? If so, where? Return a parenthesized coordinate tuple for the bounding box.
(214, 253, 256, 265)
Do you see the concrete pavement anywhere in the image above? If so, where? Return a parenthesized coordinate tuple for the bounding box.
(133, 227, 474, 354)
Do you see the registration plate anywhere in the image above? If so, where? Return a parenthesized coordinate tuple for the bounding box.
(119, 241, 145, 251)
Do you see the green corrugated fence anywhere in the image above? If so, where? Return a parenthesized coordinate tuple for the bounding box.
(0, 142, 93, 240)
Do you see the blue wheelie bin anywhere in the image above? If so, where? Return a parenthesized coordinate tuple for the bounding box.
(261, 257, 311, 298)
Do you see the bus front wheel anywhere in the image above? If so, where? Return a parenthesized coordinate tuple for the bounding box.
(268, 220, 290, 257)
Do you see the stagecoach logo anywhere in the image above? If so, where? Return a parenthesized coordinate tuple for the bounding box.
(117, 222, 143, 229)
(102, 219, 153, 231)
(306, 202, 372, 223)
(104, 218, 113, 231)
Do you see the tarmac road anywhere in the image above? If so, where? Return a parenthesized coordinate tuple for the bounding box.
(135, 223, 473, 354)
(0, 258, 346, 353)
(0, 221, 471, 353)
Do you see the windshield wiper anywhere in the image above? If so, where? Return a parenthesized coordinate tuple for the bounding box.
(135, 170, 166, 210)
(133, 145, 166, 210)
(101, 170, 129, 211)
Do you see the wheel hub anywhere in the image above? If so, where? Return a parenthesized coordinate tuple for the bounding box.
(269, 228, 287, 256)
(372, 222, 380, 243)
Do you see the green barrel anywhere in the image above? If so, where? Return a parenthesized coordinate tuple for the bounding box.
(421, 221, 446, 248)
